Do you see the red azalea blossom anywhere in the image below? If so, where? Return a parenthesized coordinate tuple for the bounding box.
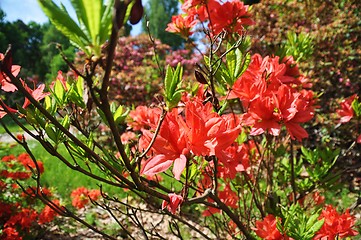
(17, 153, 44, 174)
(4, 208, 38, 230)
(22, 83, 50, 109)
(314, 205, 358, 239)
(181, 0, 218, 22)
(128, 106, 162, 130)
(233, 54, 314, 141)
(161, 193, 183, 214)
(1, 226, 22, 240)
(253, 214, 285, 240)
(38, 200, 61, 224)
(0, 100, 17, 119)
(141, 98, 240, 180)
(166, 14, 197, 38)
(140, 108, 189, 180)
(120, 131, 137, 144)
(337, 94, 357, 123)
(70, 187, 101, 209)
(183, 99, 241, 156)
(210, 0, 254, 35)
(0, 53, 20, 92)
(216, 143, 250, 180)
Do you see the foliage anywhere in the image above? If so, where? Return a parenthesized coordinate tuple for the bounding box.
(73, 34, 199, 108)
(0, 0, 360, 239)
(0, 9, 75, 83)
(38, 0, 114, 57)
(248, 0, 361, 191)
(142, 0, 185, 49)
(40, 23, 75, 81)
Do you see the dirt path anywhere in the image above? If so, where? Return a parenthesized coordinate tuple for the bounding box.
(0, 131, 37, 143)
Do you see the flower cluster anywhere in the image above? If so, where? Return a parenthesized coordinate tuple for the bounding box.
(70, 187, 101, 209)
(0, 153, 60, 240)
(314, 205, 358, 239)
(1, 153, 44, 180)
(253, 205, 358, 239)
(230, 54, 315, 141)
(134, 97, 241, 180)
(336, 94, 361, 143)
(0, 53, 49, 118)
(166, 0, 254, 38)
(253, 214, 284, 240)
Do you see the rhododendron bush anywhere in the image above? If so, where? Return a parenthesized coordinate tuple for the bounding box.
(0, 153, 61, 239)
(0, 0, 360, 239)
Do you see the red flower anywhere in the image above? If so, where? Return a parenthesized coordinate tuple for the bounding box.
(181, 0, 218, 22)
(162, 193, 183, 214)
(253, 214, 284, 240)
(236, 55, 315, 141)
(215, 143, 250, 180)
(166, 14, 197, 38)
(2, 155, 16, 162)
(17, 153, 44, 174)
(70, 187, 101, 209)
(183, 100, 240, 157)
(0, 53, 20, 92)
(314, 205, 358, 239)
(140, 108, 189, 180)
(22, 83, 50, 109)
(4, 208, 38, 230)
(0, 202, 13, 219)
(38, 200, 61, 224)
(128, 106, 162, 131)
(210, 0, 254, 35)
(0, 100, 17, 119)
(1, 227, 22, 240)
(337, 94, 357, 123)
(241, 93, 282, 136)
(120, 131, 137, 144)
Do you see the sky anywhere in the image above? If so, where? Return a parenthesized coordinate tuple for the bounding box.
(0, 0, 143, 35)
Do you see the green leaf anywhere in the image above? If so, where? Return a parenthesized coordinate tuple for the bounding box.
(239, 53, 251, 77)
(233, 48, 243, 78)
(226, 43, 236, 80)
(308, 218, 324, 236)
(38, 0, 89, 52)
(61, 115, 70, 130)
(70, 0, 113, 56)
(45, 123, 57, 142)
(164, 64, 183, 110)
(99, 0, 113, 44)
(164, 65, 174, 99)
(53, 79, 65, 105)
(43, 95, 56, 115)
(170, 63, 183, 95)
(352, 98, 361, 117)
(70, 0, 102, 44)
(113, 104, 129, 124)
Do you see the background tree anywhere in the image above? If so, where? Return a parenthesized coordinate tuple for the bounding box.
(39, 22, 75, 81)
(0, 8, 75, 82)
(142, 0, 184, 49)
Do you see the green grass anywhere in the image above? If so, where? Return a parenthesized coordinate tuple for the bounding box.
(0, 140, 126, 200)
(0, 115, 32, 134)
